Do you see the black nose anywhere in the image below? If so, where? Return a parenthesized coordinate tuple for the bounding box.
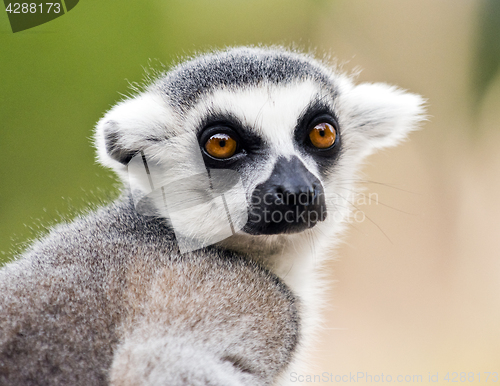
(244, 156, 327, 235)
(275, 184, 318, 206)
(269, 156, 321, 206)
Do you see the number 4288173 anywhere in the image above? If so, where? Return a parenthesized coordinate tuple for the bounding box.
(5, 3, 61, 14)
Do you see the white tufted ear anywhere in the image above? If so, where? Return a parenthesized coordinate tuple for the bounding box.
(94, 91, 175, 182)
(338, 81, 426, 157)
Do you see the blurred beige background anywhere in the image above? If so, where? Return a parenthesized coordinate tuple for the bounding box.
(309, 1, 500, 383)
(1, 0, 499, 384)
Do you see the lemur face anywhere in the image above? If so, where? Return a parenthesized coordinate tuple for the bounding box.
(190, 81, 340, 236)
(96, 47, 424, 251)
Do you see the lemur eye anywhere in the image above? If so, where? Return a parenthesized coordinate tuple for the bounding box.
(205, 133, 237, 159)
(309, 122, 336, 149)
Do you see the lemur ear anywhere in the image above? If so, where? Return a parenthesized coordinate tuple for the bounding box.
(339, 81, 426, 155)
(94, 92, 172, 179)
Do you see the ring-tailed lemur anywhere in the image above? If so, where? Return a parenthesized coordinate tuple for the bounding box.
(0, 47, 424, 386)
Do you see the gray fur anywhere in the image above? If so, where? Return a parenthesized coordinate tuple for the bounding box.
(152, 47, 336, 111)
(0, 195, 299, 385)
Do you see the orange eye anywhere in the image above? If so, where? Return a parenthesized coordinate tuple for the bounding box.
(309, 122, 336, 149)
(204, 133, 237, 159)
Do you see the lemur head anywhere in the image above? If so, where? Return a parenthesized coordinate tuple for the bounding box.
(95, 47, 424, 253)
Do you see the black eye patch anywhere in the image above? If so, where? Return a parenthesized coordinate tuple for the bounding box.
(294, 99, 343, 175)
(197, 112, 264, 168)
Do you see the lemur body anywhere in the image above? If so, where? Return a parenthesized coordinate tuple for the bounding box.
(0, 47, 424, 385)
(0, 197, 299, 385)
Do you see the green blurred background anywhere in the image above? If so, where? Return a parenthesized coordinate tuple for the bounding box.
(2, 0, 500, 382)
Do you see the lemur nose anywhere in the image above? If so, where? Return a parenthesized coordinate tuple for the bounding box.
(247, 155, 327, 235)
(275, 184, 318, 206)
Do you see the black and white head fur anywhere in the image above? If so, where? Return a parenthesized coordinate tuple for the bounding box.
(96, 46, 424, 374)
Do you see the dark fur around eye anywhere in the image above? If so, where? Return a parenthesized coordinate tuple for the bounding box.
(198, 113, 263, 168)
(293, 100, 342, 177)
(294, 101, 341, 154)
